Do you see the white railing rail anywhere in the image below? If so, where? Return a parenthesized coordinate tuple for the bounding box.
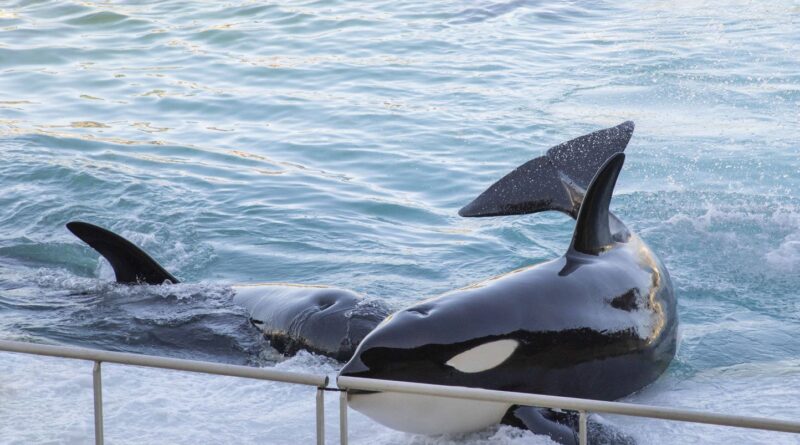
(2, 339, 799, 445)
(337, 376, 800, 445)
(0, 340, 329, 445)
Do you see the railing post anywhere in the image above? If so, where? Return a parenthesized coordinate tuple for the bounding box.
(92, 361, 104, 445)
(339, 391, 348, 445)
(316, 388, 325, 445)
(578, 410, 588, 445)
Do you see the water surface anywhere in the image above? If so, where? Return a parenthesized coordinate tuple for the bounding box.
(0, 1, 798, 443)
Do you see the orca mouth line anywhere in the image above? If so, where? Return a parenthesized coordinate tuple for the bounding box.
(345, 389, 380, 396)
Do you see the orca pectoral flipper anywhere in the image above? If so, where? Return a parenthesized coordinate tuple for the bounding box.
(459, 121, 634, 218)
(502, 406, 578, 445)
(66, 221, 178, 284)
(502, 406, 637, 445)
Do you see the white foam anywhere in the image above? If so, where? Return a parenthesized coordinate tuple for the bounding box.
(0, 351, 556, 444)
(2, 344, 798, 444)
(765, 232, 800, 272)
(620, 360, 800, 445)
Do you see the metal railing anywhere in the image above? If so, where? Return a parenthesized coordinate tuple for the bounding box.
(2, 339, 799, 445)
(336, 376, 800, 445)
(0, 340, 329, 445)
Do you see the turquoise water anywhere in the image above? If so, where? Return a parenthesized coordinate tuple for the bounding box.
(0, 1, 798, 444)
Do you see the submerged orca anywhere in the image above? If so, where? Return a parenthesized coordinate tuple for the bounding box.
(65, 122, 676, 444)
(65, 221, 392, 362)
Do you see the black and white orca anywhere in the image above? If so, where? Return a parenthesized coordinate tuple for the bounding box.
(339, 155, 676, 439)
(65, 122, 676, 445)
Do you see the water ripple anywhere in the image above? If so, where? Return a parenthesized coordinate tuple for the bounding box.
(1, 0, 799, 443)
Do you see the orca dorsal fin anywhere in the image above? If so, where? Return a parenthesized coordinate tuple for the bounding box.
(459, 121, 634, 218)
(569, 153, 625, 255)
(66, 221, 179, 284)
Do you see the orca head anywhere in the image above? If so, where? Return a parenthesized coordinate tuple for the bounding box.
(340, 300, 520, 384)
(338, 299, 521, 434)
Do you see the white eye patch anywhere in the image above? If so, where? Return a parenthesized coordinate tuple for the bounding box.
(445, 339, 519, 373)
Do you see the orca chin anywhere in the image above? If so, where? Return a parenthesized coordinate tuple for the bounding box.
(340, 355, 513, 435)
(347, 391, 510, 435)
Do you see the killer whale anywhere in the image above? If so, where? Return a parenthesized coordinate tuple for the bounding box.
(64, 121, 675, 444)
(66, 221, 391, 361)
(338, 140, 677, 440)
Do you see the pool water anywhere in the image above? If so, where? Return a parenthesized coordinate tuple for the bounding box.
(0, 1, 798, 443)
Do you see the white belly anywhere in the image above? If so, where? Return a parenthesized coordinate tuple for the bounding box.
(347, 391, 511, 435)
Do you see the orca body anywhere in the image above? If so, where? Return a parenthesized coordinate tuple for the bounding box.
(337, 123, 678, 439)
(65, 122, 677, 444)
(340, 230, 676, 434)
